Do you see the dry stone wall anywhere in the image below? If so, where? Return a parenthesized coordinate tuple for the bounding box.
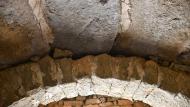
(9, 75, 190, 107)
(38, 95, 151, 107)
(0, 0, 189, 67)
(0, 54, 190, 107)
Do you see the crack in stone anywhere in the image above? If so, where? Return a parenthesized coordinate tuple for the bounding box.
(144, 88, 155, 99)
(78, 18, 96, 36)
(9, 76, 190, 107)
(132, 80, 142, 100)
(121, 83, 129, 98)
(109, 83, 113, 95)
(90, 76, 97, 95)
(57, 85, 66, 97)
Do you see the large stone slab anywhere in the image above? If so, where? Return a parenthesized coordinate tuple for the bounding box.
(112, 0, 190, 65)
(43, 0, 121, 55)
(0, 0, 50, 66)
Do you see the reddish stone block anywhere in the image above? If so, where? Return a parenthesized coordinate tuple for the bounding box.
(84, 105, 99, 107)
(118, 99, 133, 106)
(47, 102, 58, 107)
(64, 101, 83, 106)
(99, 102, 113, 107)
(133, 101, 151, 107)
(76, 96, 86, 101)
(85, 98, 101, 105)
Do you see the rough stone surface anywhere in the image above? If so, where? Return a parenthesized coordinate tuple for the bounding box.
(44, 0, 121, 55)
(0, 63, 42, 106)
(0, 0, 49, 66)
(38, 95, 149, 107)
(53, 49, 73, 59)
(112, 0, 190, 65)
(9, 76, 190, 107)
(1, 0, 189, 67)
(28, 0, 54, 43)
(0, 54, 190, 106)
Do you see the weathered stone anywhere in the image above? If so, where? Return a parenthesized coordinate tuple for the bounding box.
(84, 105, 99, 107)
(44, 0, 120, 55)
(95, 54, 118, 78)
(159, 67, 179, 93)
(76, 96, 86, 101)
(57, 100, 64, 106)
(10, 76, 190, 107)
(0, 63, 42, 106)
(55, 58, 74, 83)
(85, 98, 101, 105)
(107, 97, 119, 102)
(95, 56, 145, 81)
(0, 0, 49, 66)
(38, 56, 63, 86)
(99, 102, 113, 107)
(143, 60, 159, 84)
(1, 54, 190, 106)
(133, 101, 151, 107)
(117, 99, 132, 106)
(170, 63, 190, 73)
(38, 104, 46, 107)
(126, 57, 145, 80)
(72, 56, 95, 79)
(47, 102, 58, 107)
(115, 57, 130, 80)
(63, 101, 83, 106)
(53, 49, 73, 59)
(112, 0, 190, 65)
(176, 72, 190, 97)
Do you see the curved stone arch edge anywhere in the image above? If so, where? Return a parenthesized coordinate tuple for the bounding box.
(9, 75, 190, 107)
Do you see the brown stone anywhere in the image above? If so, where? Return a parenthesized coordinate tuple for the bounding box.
(47, 102, 58, 107)
(38, 56, 63, 85)
(72, 56, 95, 79)
(113, 101, 118, 105)
(85, 98, 101, 105)
(38, 104, 46, 107)
(55, 58, 74, 83)
(117, 99, 133, 106)
(53, 49, 73, 59)
(36, 95, 150, 107)
(76, 96, 86, 101)
(62, 106, 72, 107)
(126, 57, 145, 80)
(99, 102, 113, 107)
(143, 60, 159, 84)
(176, 72, 190, 97)
(0, 63, 42, 106)
(107, 97, 118, 102)
(133, 101, 151, 107)
(30, 56, 41, 62)
(170, 63, 190, 72)
(63, 101, 83, 106)
(95, 54, 118, 78)
(2, 54, 190, 107)
(84, 105, 99, 107)
(57, 101, 64, 106)
(99, 97, 106, 103)
(0, 3, 49, 66)
(159, 67, 179, 93)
